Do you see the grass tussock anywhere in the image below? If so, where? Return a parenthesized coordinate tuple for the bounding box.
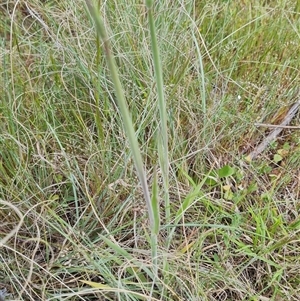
(1, 0, 300, 300)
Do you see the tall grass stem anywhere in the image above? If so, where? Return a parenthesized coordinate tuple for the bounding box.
(146, 1, 170, 226)
(85, 0, 155, 228)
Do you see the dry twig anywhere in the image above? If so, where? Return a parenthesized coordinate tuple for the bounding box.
(254, 123, 300, 129)
(248, 100, 300, 160)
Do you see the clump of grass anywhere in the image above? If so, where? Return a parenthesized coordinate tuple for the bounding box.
(1, 1, 300, 300)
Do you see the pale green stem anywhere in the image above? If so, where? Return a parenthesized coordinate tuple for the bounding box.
(85, 0, 154, 228)
(146, 0, 170, 225)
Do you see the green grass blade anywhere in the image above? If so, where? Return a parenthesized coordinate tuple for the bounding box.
(151, 167, 160, 236)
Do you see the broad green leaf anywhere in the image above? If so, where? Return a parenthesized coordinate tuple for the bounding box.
(204, 175, 218, 186)
(273, 154, 283, 163)
(217, 165, 235, 178)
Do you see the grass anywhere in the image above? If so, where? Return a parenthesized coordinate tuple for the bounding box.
(1, 0, 300, 300)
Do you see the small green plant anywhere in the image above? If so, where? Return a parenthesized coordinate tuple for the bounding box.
(205, 164, 235, 186)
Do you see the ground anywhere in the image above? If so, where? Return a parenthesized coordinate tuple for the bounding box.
(1, 1, 300, 300)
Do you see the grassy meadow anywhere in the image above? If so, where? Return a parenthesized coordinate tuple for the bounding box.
(1, 0, 300, 300)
